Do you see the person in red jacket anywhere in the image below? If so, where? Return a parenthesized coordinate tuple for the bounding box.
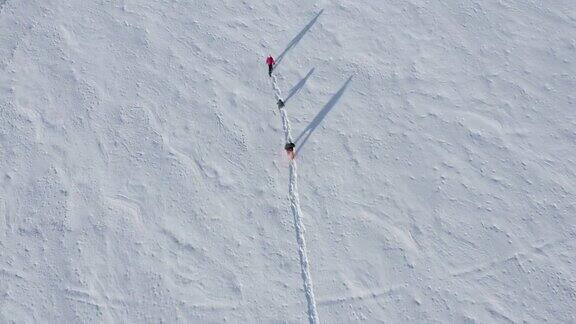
(266, 55, 275, 77)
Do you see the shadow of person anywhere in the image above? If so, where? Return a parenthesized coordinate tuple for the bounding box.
(295, 75, 353, 154)
(275, 9, 324, 67)
(285, 68, 315, 104)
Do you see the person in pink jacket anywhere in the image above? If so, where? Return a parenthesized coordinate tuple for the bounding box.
(266, 55, 275, 77)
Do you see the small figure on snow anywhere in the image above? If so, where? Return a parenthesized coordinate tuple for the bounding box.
(277, 99, 285, 108)
(266, 55, 275, 77)
(285, 142, 295, 152)
(285, 142, 295, 159)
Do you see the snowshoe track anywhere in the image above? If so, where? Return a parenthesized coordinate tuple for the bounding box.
(271, 74, 319, 324)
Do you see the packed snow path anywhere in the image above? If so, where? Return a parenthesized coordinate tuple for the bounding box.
(271, 74, 319, 324)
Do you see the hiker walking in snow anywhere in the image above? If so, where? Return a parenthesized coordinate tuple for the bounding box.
(266, 55, 275, 77)
(285, 142, 296, 159)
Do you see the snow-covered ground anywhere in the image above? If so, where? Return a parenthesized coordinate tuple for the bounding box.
(1, 0, 575, 322)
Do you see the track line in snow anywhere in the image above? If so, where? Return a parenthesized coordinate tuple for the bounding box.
(270, 74, 319, 324)
(288, 160, 319, 324)
(271, 74, 283, 102)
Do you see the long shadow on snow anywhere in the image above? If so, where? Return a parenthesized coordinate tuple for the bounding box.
(285, 68, 315, 104)
(295, 76, 353, 154)
(275, 9, 324, 67)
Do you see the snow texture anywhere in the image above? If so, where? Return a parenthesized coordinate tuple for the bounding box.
(271, 72, 319, 323)
(1, 0, 576, 323)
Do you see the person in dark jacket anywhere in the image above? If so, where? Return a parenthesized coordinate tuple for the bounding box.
(285, 142, 295, 152)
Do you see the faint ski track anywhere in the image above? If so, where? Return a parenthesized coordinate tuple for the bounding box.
(271, 74, 319, 324)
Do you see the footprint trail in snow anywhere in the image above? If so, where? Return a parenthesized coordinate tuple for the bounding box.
(271, 74, 319, 324)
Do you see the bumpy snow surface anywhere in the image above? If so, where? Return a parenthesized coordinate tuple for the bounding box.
(1, 0, 575, 322)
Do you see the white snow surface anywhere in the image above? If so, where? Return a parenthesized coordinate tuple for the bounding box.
(1, 0, 576, 322)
